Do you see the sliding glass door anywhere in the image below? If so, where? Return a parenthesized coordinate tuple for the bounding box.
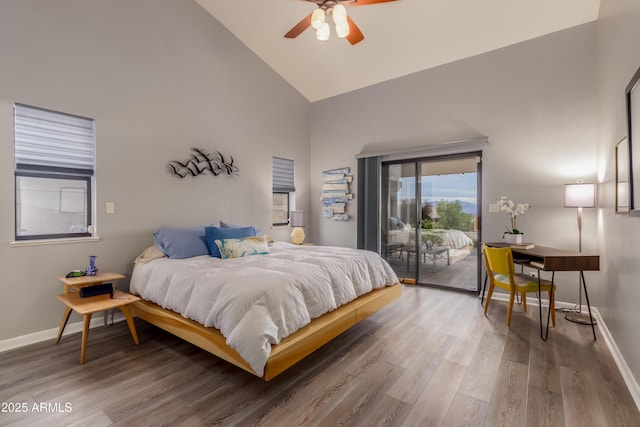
(381, 153, 481, 292)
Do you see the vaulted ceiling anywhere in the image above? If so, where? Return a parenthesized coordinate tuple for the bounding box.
(195, 0, 601, 102)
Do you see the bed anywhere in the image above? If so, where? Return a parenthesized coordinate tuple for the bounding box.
(129, 239, 401, 380)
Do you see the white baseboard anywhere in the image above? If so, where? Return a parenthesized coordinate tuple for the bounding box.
(0, 311, 125, 354)
(595, 309, 640, 412)
(487, 293, 640, 411)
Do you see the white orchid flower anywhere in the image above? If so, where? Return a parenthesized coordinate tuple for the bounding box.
(497, 196, 532, 234)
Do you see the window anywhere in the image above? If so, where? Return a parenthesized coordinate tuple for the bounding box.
(272, 157, 295, 226)
(14, 104, 95, 240)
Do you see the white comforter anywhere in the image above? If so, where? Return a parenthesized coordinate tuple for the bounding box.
(130, 242, 398, 376)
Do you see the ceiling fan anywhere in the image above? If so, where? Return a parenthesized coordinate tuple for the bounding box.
(284, 0, 398, 45)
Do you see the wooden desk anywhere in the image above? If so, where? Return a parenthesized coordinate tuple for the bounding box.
(484, 243, 600, 340)
(490, 243, 599, 272)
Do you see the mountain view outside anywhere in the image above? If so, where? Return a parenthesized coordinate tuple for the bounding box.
(398, 172, 478, 232)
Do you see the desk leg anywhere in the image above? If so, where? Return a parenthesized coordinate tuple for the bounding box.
(538, 275, 543, 340)
(80, 313, 92, 364)
(581, 271, 597, 341)
(56, 306, 73, 343)
(119, 305, 139, 345)
(538, 271, 554, 341)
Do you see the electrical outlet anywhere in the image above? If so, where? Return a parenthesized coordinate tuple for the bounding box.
(106, 202, 115, 214)
(489, 203, 500, 213)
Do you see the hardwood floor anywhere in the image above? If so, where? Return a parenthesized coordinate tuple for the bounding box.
(1, 285, 639, 426)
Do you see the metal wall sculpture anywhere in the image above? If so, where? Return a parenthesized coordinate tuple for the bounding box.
(168, 148, 239, 178)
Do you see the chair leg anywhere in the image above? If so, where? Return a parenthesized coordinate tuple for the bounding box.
(522, 292, 527, 312)
(484, 283, 495, 316)
(507, 291, 515, 327)
(549, 290, 556, 326)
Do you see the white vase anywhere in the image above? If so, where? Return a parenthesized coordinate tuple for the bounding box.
(504, 233, 523, 244)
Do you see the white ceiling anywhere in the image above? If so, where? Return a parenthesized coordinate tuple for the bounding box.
(195, 0, 601, 102)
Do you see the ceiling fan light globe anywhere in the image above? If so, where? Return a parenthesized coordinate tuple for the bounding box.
(316, 22, 330, 41)
(335, 20, 350, 38)
(311, 8, 326, 30)
(332, 4, 348, 24)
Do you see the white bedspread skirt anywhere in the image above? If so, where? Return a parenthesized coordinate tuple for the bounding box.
(130, 242, 398, 376)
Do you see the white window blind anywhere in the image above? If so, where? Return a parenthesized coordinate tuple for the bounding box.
(272, 157, 295, 192)
(14, 103, 95, 174)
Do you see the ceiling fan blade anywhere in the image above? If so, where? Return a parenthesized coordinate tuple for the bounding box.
(348, 0, 398, 6)
(346, 16, 364, 45)
(284, 13, 313, 39)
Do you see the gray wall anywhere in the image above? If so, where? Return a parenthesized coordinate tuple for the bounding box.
(310, 23, 599, 308)
(0, 0, 310, 341)
(595, 0, 640, 386)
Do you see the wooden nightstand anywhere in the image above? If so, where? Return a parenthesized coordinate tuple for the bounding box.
(56, 272, 140, 364)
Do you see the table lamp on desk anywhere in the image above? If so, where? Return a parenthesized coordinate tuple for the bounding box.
(564, 180, 596, 325)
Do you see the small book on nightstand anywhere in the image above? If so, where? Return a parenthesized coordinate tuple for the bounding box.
(510, 243, 535, 249)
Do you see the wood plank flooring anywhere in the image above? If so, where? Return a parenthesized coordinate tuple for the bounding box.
(1, 285, 639, 426)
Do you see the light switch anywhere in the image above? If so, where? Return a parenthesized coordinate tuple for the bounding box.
(488, 203, 500, 213)
(106, 202, 115, 214)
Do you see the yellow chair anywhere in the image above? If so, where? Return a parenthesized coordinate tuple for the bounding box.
(482, 244, 556, 327)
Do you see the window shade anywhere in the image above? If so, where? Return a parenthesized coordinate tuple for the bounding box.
(14, 103, 95, 174)
(272, 157, 295, 192)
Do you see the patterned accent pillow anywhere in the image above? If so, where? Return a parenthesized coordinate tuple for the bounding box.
(215, 236, 270, 259)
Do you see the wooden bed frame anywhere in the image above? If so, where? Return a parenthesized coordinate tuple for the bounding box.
(130, 283, 402, 380)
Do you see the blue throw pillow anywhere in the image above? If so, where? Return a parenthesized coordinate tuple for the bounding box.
(205, 226, 257, 258)
(153, 227, 208, 259)
(219, 220, 259, 235)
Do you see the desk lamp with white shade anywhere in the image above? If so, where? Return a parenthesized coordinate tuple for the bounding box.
(564, 180, 596, 325)
(290, 210, 306, 244)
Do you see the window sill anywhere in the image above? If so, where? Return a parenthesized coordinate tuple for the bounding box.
(10, 236, 101, 248)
